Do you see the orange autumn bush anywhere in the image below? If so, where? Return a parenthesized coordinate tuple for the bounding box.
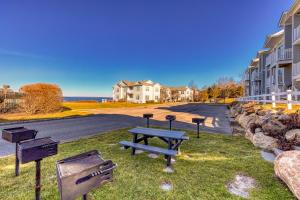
(20, 83, 63, 114)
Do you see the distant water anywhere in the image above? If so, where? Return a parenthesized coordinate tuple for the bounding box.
(64, 96, 112, 102)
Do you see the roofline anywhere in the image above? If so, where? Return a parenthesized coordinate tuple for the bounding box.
(278, 11, 288, 27)
(263, 29, 284, 48)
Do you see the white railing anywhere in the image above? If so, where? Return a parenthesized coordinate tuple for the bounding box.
(251, 71, 259, 80)
(266, 51, 277, 66)
(293, 62, 300, 77)
(265, 77, 270, 87)
(238, 90, 300, 110)
(294, 25, 300, 42)
(244, 73, 250, 81)
(278, 48, 292, 61)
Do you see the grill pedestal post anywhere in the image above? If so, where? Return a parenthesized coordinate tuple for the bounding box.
(15, 143, 19, 176)
(197, 123, 200, 138)
(83, 194, 87, 200)
(35, 159, 42, 200)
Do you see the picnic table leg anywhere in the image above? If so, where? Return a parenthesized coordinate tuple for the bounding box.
(166, 139, 173, 166)
(132, 134, 138, 155)
(144, 136, 148, 145)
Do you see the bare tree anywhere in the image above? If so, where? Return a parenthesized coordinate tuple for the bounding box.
(188, 80, 198, 102)
(2, 85, 10, 99)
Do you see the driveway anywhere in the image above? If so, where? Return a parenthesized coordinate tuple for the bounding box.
(0, 103, 231, 157)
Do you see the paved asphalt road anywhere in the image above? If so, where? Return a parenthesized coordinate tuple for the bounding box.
(0, 104, 231, 157)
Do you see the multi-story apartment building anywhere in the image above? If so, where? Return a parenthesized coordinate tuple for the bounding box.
(243, 0, 296, 97)
(170, 86, 194, 102)
(112, 80, 161, 103)
(112, 81, 194, 103)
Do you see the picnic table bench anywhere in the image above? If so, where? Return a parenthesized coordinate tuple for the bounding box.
(119, 127, 189, 167)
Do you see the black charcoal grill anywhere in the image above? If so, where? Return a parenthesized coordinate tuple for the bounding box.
(143, 113, 153, 128)
(192, 118, 205, 138)
(2, 127, 38, 176)
(18, 137, 58, 200)
(56, 150, 116, 200)
(165, 115, 176, 130)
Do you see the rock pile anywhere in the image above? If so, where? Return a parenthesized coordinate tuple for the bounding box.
(230, 102, 300, 151)
(230, 102, 300, 199)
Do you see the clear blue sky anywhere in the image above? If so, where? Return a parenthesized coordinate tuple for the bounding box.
(0, 0, 293, 97)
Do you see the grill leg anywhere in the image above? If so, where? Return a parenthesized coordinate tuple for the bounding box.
(197, 123, 200, 138)
(35, 159, 42, 200)
(167, 156, 171, 167)
(169, 120, 172, 130)
(15, 143, 19, 176)
(146, 118, 150, 128)
(83, 194, 88, 200)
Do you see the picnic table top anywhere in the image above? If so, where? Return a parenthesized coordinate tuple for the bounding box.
(128, 127, 186, 140)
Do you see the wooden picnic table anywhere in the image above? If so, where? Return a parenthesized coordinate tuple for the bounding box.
(120, 127, 189, 167)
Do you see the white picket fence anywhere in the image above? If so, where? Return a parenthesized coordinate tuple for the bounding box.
(237, 90, 300, 110)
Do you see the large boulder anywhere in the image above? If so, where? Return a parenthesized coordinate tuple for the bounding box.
(237, 113, 257, 129)
(252, 132, 279, 150)
(261, 119, 287, 136)
(274, 151, 300, 199)
(245, 129, 254, 142)
(285, 129, 300, 143)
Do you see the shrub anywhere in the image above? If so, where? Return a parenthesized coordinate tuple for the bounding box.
(20, 83, 63, 114)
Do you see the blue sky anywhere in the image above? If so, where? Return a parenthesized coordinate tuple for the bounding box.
(0, 0, 293, 97)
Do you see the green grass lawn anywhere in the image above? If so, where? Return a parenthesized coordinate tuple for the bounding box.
(0, 129, 293, 200)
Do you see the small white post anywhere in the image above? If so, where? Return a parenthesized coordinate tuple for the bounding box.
(287, 90, 292, 110)
(272, 92, 276, 108)
(263, 95, 266, 105)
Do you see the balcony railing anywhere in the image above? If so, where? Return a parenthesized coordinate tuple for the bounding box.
(293, 62, 300, 78)
(251, 72, 259, 81)
(265, 77, 270, 87)
(266, 51, 277, 66)
(278, 48, 292, 61)
(294, 25, 300, 42)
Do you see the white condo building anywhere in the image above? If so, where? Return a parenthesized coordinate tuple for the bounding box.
(112, 80, 161, 103)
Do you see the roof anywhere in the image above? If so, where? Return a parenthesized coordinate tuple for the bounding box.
(263, 30, 284, 49)
(257, 49, 269, 55)
(169, 86, 190, 91)
(249, 58, 259, 67)
(118, 80, 158, 87)
(278, 11, 288, 27)
(287, 0, 300, 18)
(278, 1, 300, 27)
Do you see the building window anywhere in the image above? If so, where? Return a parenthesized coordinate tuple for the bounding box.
(136, 86, 140, 91)
(155, 96, 158, 100)
(136, 95, 140, 100)
(181, 91, 184, 94)
(146, 87, 150, 92)
(116, 88, 119, 92)
(145, 95, 150, 101)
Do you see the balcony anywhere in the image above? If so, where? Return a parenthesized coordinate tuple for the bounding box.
(251, 72, 260, 81)
(244, 74, 250, 81)
(294, 25, 300, 45)
(278, 48, 292, 61)
(266, 51, 277, 66)
(265, 77, 270, 87)
(126, 89, 133, 94)
(293, 62, 300, 79)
